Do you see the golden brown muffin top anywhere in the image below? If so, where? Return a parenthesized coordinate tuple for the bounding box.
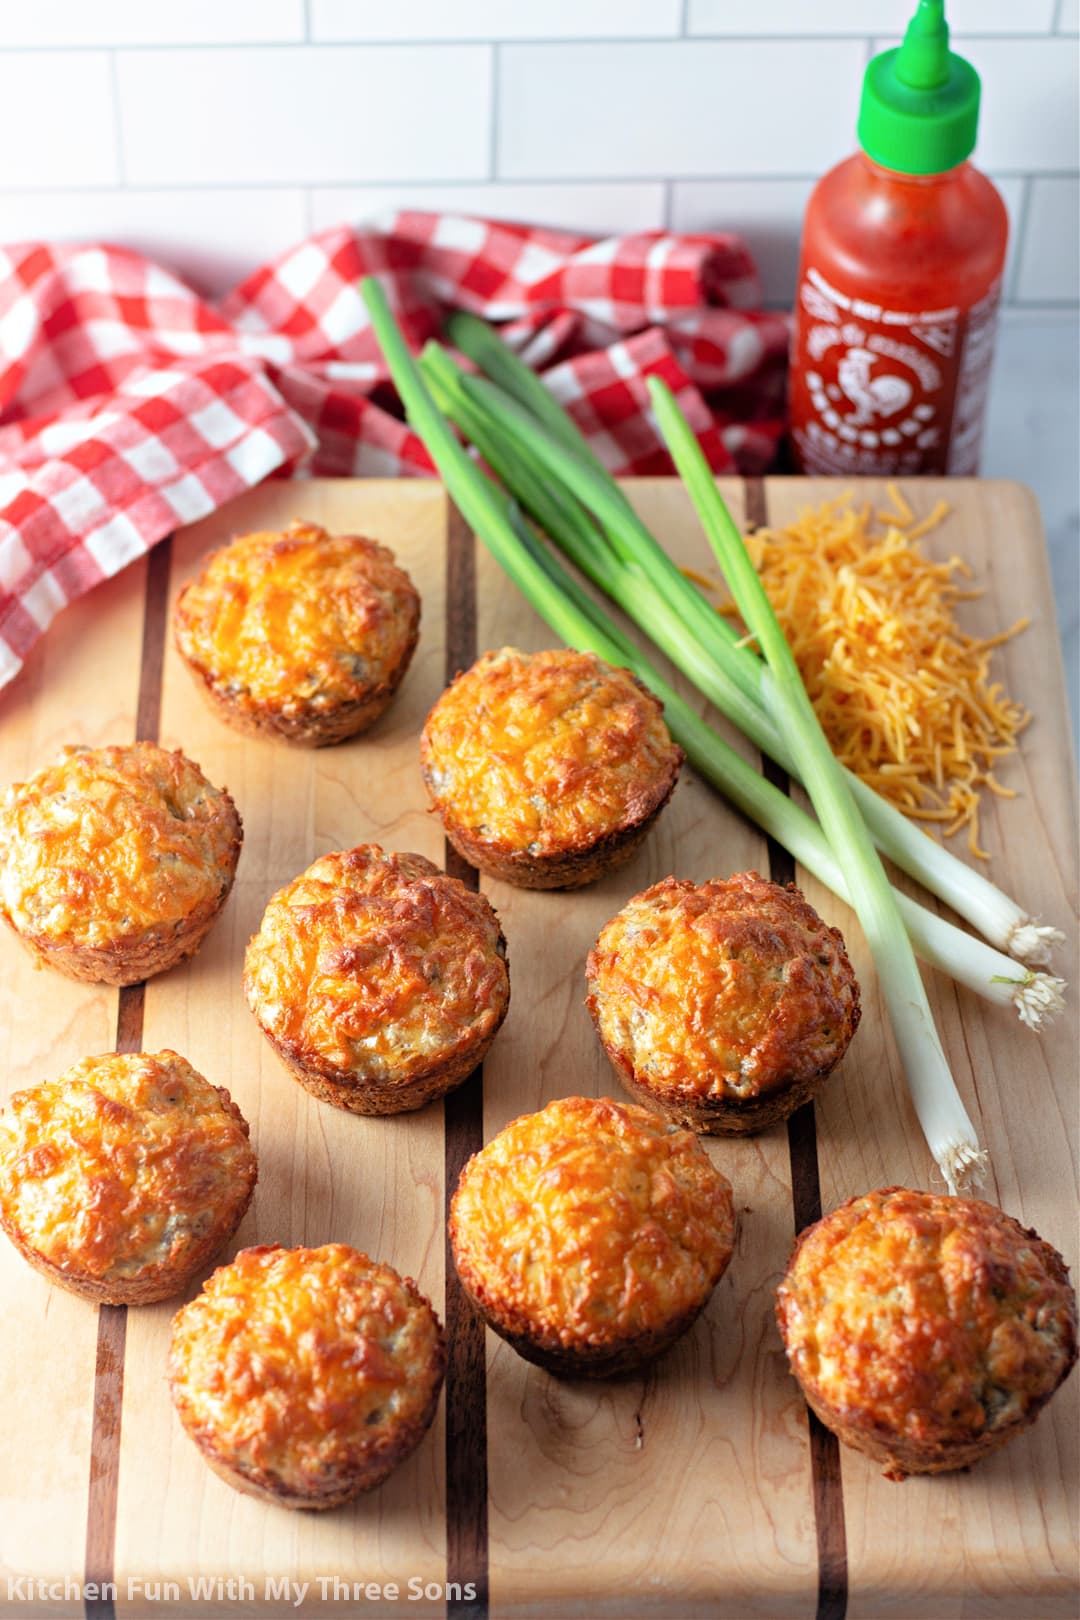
(586, 872, 860, 1102)
(168, 1244, 445, 1499)
(0, 1051, 255, 1282)
(0, 743, 241, 949)
(174, 521, 419, 708)
(244, 844, 508, 1085)
(420, 648, 681, 857)
(450, 1095, 735, 1353)
(777, 1187, 1078, 1446)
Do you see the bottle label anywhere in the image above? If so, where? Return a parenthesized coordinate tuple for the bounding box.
(789, 265, 1000, 476)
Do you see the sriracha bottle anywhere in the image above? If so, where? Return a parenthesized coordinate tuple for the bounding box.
(788, 0, 1008, 476)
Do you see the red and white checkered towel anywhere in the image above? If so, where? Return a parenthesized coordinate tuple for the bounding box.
(0, 212, 790, 689)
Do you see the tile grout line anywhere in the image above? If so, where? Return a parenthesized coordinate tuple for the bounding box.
(745, 477, 849, 1620)
(0, 31, 1065, 50)
(1008, 175, 1035, 303)
(488, 43, 500, 182)
(7, 168, 1079, 196)
(441, 503, 489, 1620)
(107, 49, 126, 188)
(83, 536, 173, 1620)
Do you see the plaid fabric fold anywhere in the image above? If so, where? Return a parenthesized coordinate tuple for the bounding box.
(0, 213, 789, 688)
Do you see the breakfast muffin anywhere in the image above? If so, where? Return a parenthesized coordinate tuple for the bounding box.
(168, 1243, 446, 1508)
(0, 742, 242, 985)
(586, 871, 860, 1135)
(776, 1186, 1078, 1479)
(174, 520, 420, 747)
(449, 1094, 736, 1377)
(0, 1051, 256, 1305)
(244, 844, 509, 1115)
(420, 647, 683, 889)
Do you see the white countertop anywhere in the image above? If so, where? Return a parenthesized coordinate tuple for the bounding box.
(982, 308, 1078, 757)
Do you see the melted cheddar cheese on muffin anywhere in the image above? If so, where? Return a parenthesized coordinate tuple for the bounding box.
(168, 1243, 446, 1508)
(0, 1050, 256, 1304)
(449, 1095, 735, 1375)
(244, 844, 509, 1114)
(420, 647, 683, 889)
(0, 743, 241, 984)
(776, 1186, 1078, 1478)
(174, 521, 420, 746)
(586, 872, 860, 1135)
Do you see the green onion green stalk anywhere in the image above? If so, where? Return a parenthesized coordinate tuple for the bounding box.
(359, 276, 1064, 1190)
(417, 342, 1063, 1031)
(649, 375, 986, 1194)
(441, 312, 1063, 971)
(502, 493, 1060, 1035)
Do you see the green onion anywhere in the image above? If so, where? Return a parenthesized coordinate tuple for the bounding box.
(359, 281, 631, 664)
(360, 279, 1063, 1046)
(649, 376, 987, 1194)
(419, 343, 773, 749)
(362, 276, 1055, 1186)
(446, 316, 1063, 970)
(446, 310, 628, 493)
(502, 498, 1060, 1031)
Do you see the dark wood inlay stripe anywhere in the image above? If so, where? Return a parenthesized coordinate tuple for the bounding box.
(786, 1087, 847, 1620)
(442, 503, 489, 1619)
(114, 984, 145, 1060)
(135, 538, 173, 744)
(85, 537, 172, 1620)
(84, 1306, 127, 1620)
(745, 478, 849, 1620)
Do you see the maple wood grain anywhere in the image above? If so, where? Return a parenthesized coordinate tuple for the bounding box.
(0, 562, 147, 1617)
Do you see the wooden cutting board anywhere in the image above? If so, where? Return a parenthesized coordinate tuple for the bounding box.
(0, 477, 1075, 1620)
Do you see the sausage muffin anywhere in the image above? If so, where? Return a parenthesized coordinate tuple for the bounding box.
(0, 742, 242, 986)
(174, 520, 420, 747)
(0, 1051, 256, 1306)
(776, 1186, 1078, 1479)
(244, 844, 509, 1116)
(449, 1094, 736, 1377)
(420, 647, 683, 890)
(168, 1243, 446, 1509)
(586, 871, 860, 1135)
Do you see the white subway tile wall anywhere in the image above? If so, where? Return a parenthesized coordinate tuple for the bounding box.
(688, 1, 1059, 34)
(1016, 176, 1080, 301)
(497, 40, 867, 179)
(0, 3, 305, 48)
(309, 184, 667, 238)
(115, 46, 493, 185)
(0, 53, 118, 188)
(309, 2, 684, 42)
(0, 5, 1074, 305)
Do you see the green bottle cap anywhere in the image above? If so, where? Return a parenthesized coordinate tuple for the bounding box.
(857, 0, 981, 175)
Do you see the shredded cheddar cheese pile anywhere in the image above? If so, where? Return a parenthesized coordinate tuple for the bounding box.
(718, 486, 1030, 859)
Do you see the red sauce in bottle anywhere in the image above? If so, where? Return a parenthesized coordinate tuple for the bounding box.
(789, 2, 1008, 477)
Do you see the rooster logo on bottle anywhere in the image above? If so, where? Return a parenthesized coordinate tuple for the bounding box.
(801, 315, 941, 454)
(835, 346, 913, 426)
